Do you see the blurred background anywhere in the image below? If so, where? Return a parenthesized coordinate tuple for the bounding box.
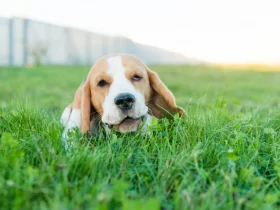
(0, 0, 280, 110)
(1, 0, 280, 66)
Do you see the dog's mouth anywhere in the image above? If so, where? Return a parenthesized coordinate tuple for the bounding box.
(105, 116, 146, 133)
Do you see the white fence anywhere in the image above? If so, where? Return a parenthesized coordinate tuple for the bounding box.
(0, 17, 10, 65)
(0, 17, 188, 66)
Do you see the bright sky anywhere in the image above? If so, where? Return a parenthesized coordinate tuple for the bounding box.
(1, 0, 280, 64)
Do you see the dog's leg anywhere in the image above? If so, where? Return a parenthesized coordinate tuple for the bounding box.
(61, 106, 81, 151)
(141, 114, 152, 135)
(60, 105, 72, 126)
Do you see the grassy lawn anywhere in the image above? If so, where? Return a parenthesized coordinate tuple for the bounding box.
(0, 65, 280, 209)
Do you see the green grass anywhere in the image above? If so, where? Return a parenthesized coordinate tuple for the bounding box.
(0, 65, 280, 209)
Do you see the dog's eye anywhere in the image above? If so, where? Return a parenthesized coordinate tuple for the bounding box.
(97, 80, 108, 87)
(132, 75, 142, 81)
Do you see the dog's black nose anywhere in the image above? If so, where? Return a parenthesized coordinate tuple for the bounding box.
(114, 93, 136, 110)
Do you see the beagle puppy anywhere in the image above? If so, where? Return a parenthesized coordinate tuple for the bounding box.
(61, 54, 184, 146)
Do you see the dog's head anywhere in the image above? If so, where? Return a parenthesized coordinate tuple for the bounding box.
(80, 54, 184, 134)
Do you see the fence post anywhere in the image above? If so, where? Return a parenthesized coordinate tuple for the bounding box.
(23, 19, 29, 65)
(8, 18, 14, 65)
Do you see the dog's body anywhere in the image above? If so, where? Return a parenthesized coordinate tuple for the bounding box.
(61, 54, 184, 146)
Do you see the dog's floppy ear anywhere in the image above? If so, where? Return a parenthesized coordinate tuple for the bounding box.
(147, 68, 185, 119)
(80, 80, 91, 133)
(79, 73, 100, 136)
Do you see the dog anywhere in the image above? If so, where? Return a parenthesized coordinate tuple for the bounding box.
(60, 54, 184, 147)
